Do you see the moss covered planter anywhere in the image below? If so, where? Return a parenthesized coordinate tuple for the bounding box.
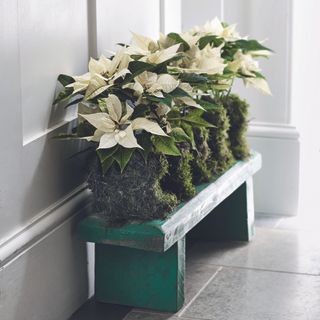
(87, 152, 177, 222)
(84, 94, 253, 224)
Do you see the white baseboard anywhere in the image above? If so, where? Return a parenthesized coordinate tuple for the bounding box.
(248, 122, 300, 216)
(0, 185, 94, 320)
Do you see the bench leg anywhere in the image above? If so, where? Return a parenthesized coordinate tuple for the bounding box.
(188, 178, 255, 241)
(95, 237, 185, 312)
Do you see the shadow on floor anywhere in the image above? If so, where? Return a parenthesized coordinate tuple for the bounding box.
(69, 298, 132, 320)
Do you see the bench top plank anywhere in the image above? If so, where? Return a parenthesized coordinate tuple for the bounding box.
(78, 151, 261, 252)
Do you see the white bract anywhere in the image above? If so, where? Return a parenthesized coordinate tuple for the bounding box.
(176, 83, 203, 109)
(125, 71, 180, 98)
(191, 17, 241, 41)
(228, 51, 260, 77)
(80, 94, 167, 150)
(186, 44, 226, 75)
(67, 48, 131, 100)
(227, 51, 271, 95)
(126, 32, 181, 64)
(244, 77, 272, 95)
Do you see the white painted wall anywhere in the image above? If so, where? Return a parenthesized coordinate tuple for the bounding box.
(0, 0, 163, 319)
(182, 0, 223, 30)
(160, 0, 182, 34)
(291, 0, 320, 215)
(181, 0, 300, 216)
(96, 0, 160, 54)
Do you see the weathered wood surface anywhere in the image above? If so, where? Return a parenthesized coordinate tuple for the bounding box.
(78, 151, 261, 252)
(95, 237, 185, 312)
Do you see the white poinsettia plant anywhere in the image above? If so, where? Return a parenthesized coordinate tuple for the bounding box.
(54, 17, 272, 173)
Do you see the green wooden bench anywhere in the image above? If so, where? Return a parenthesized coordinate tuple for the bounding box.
(78, 151, 261, 312)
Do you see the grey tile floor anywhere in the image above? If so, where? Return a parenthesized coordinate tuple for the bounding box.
(70, 214, 320, 320)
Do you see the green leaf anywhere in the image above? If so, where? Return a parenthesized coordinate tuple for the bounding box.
(181, 122, 196, 149)
(151, 54, 184, 74)
(197, 35, 225, 50)
(77, 122, 95, 137)
(64, 97, 84, 109)
(252, 71, 266, 79)
(116, 43, 127, 47)
(57, 74, 75, 87)
(97, 145, 119, 163)
(234, 39, 273, 53)
(145, 94, 172, 107)
(167, 32, 190, 51)
(101, 156, 115, 174)
(122, 61, 154, 85)
(130, 54, 145, 60)
(179, 73, 208, 84)
(85, 84, 109, 101)
(169, 87, 190, 98)
(110, 87, 135, 101)
(97, 146, 119, 174)
(182, 109, 215, 128)
(53, 87, 74, 105)
(169, 127, 191, 143)
(113, 147, 135, 173)
(128, 60, 154, 74)
(132, 104, 149, 118)
(137, 133, 154, 162)
(151, 136, 181, 156)
(196, 99, 221, 111)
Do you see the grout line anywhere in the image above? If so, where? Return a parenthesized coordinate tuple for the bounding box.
(203, 263, 320, 277)
(274, 218, 284, 228)
(177, 266, 223, 318)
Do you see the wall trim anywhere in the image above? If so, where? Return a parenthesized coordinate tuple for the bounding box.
(159, 0, 165, 33)
(0, 184, 91, 268)
(248, 124, 300, 216)
(248, 122, 299, 140)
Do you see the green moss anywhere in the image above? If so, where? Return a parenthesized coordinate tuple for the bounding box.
(161, 145, 196, 201)
(87, 152, 177, 222)
(203, 106, 235, 176)
(191, 127, 213, 184)
(223, 94, 250, 160)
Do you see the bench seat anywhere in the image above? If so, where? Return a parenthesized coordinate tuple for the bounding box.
(78, 151, 261, 312)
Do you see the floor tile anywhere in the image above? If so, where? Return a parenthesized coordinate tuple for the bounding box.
(187, 228, 320, 275)
(276, 215, 320, 232)
(69, 299, 131, 320)
(185, 263, 220, 304)
(182, 267, 320, 320)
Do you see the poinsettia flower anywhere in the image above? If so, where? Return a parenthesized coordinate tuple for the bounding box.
(129, 32, 160, 54)
(126, 32, 181, 64)
(125, 71, 180, 98)
(179, 32, 201, 47)
(186, 44, 226, 75)
(67, 48, 131, 100)
(228, 51, 260, 77)
(191, 17, 241, 41)
(144, 44, 181, 64)
(192, 17, 224, 36)
(80, 94, 167, 149)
